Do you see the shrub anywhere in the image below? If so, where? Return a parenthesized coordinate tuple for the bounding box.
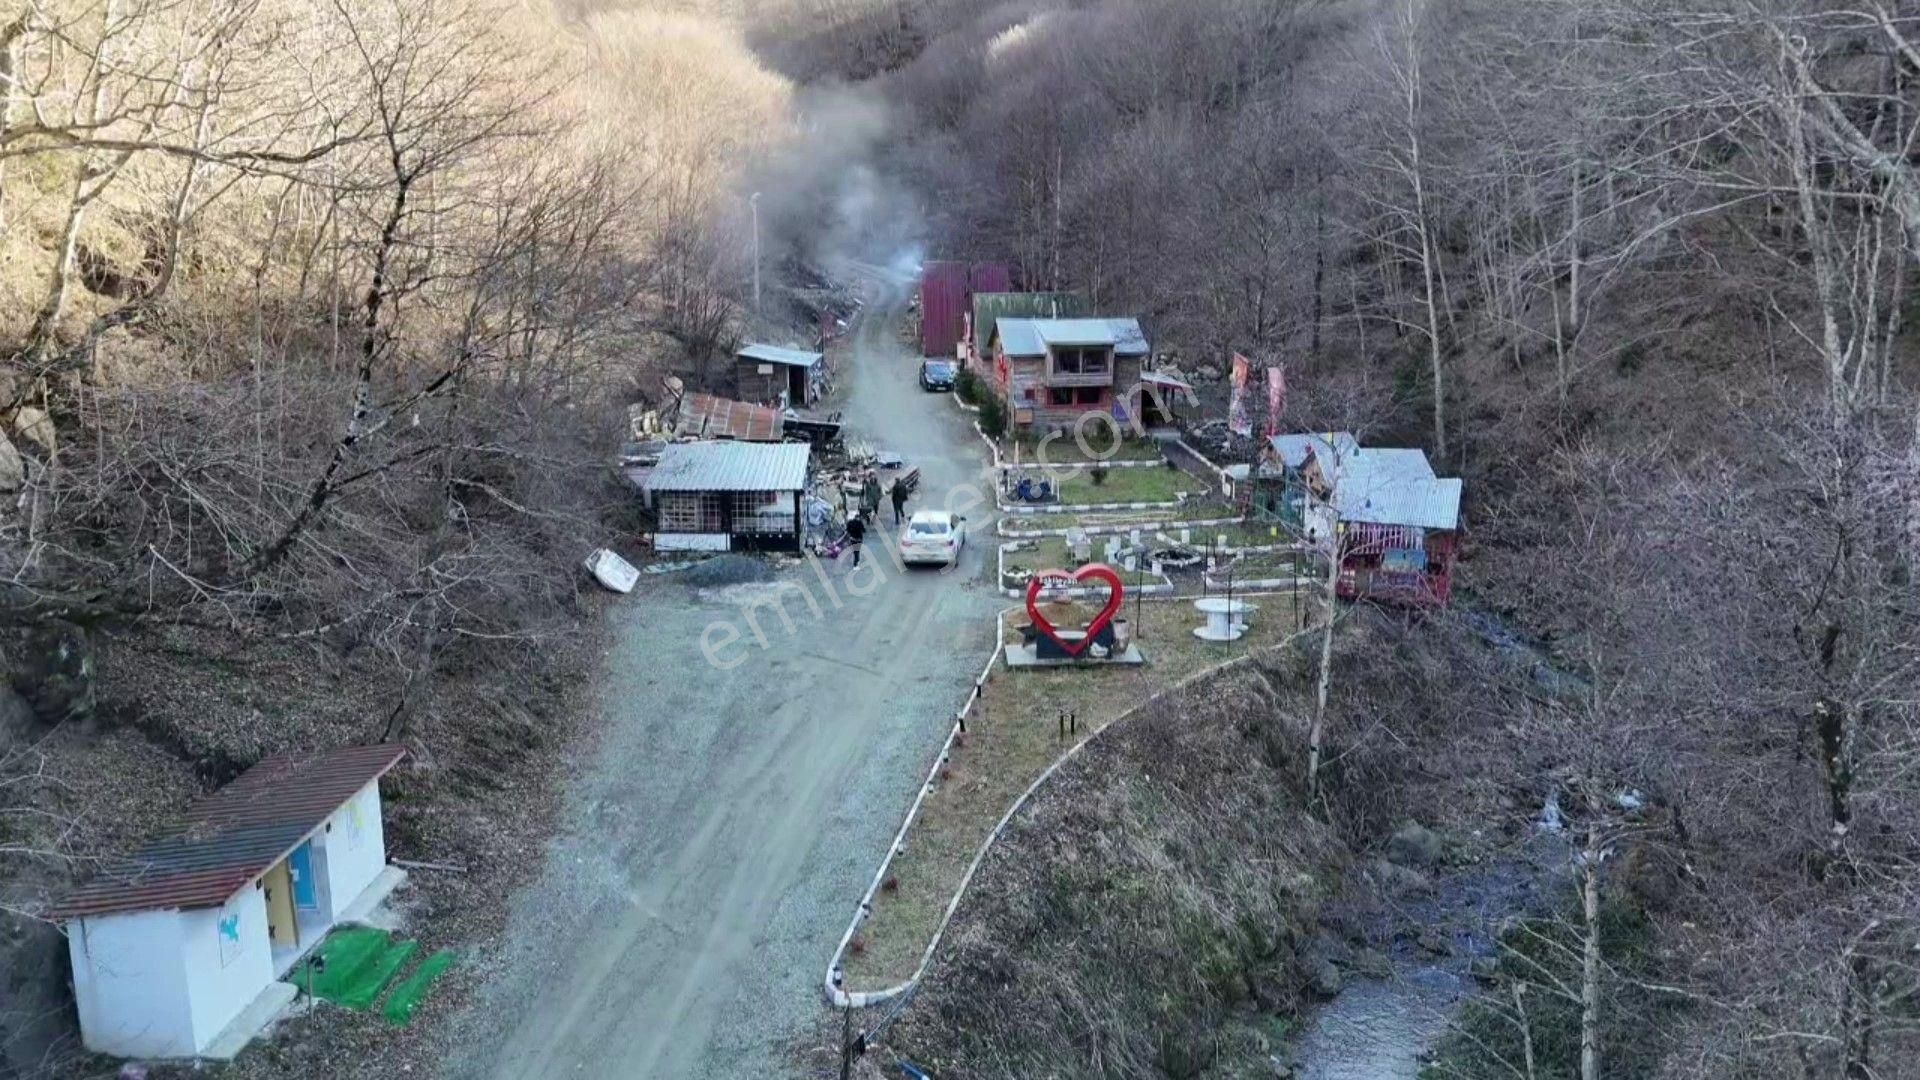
(978, 393, 1008, 439)
(955, 367, 986, 406)
(1090, 465, 1109, 486)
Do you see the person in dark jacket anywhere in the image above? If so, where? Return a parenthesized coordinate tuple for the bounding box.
(844, 513, 867, 567)
(889, 477, 910, 524)
(860, 471, 883, 520)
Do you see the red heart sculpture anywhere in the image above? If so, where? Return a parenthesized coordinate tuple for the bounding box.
(1025, 564, 1126, 658)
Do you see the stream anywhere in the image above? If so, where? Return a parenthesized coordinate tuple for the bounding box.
(1289, 607, 1582, 1077)
(1289, 835, 1568, 1078)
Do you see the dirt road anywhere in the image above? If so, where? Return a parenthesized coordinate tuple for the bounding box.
(444, 272, 998, 1079)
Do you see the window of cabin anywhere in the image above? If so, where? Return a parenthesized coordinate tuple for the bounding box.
(1048, 387, 1106, 406)
(1052, 346, 1111, 376)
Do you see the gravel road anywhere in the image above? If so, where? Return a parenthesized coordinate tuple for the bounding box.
(443, 270, 1001, 1079)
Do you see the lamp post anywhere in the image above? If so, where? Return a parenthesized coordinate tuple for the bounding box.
(749, 192, 761, 320)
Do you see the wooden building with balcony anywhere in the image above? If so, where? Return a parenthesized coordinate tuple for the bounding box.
(987, 317, 1151, 432)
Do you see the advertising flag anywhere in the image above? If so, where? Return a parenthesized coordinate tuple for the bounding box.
(1228, 353, 1253, 437)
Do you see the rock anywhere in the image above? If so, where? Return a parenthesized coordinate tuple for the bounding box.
(1306, 956, 1343, 998)
(13, 407, 55, 454)
(1415, 928, 1454, 957)
(0, 428, 22, 492)
(1388, 821, 1444, 868)
(1371, 857, 1433, 898)
(1302, 929, 1353, 968)
(1351, 947, 1394, 979)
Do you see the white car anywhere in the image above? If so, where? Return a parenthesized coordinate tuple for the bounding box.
(899, 509, 966, 567)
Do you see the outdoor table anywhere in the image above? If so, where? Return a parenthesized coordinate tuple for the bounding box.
(1192, 597, 1255, 642)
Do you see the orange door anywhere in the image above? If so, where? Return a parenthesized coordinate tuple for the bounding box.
(262, 860, 297, 947)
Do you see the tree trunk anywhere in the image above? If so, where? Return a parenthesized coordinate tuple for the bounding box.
(1307, 529, 1341, 801)
(1580, 820, 1603, 1080)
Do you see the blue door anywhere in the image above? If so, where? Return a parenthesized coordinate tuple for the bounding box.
(290, 840, 318, 909)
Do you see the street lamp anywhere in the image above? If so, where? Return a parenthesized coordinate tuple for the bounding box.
(749, 192, 761, 320)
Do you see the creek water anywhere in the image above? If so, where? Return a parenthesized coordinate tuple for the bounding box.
(1286, 606, 1586, 1076)
(1292, 969, 1463, 1079)
(1289, 830, 1572, 1076)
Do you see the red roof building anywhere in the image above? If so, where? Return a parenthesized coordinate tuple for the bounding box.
(53, 744, 409, 1059)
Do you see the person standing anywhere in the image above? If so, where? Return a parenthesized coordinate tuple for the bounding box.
(860, 470, 883, 521)
(889, 477, 910, 525)
(844, 512, 867, 567)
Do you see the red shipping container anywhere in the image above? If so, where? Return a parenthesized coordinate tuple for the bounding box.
(968, 262, 1012, 295)
(920, 261, 969, 358)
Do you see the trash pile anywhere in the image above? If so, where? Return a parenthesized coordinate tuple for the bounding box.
(680, 555, 777, 589)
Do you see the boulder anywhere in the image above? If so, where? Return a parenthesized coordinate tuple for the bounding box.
(12, 407, 54, 454)
(1371, 857, 1433, 898)
(0, 429, 22, 492)
(1388, 821, 1444, 868)
(1351, 947, 1395, 980)
(1415, 928, 1454, 957)
(1305, 956, 1343, 998)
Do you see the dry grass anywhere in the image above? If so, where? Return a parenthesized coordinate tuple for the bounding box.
(839, 592, 1319, 990)
(998, 435, 1165, 464)
(999, 538, 1163, 588)
(996, 498, 1243, 536)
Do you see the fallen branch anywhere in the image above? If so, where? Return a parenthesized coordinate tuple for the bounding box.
(393, 858, 468, 874)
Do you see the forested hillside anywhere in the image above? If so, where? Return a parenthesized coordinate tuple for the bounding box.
(794, 0, 1920, 1075)
(4, 0, 1918, 1075)
(0, 0, 802, 1070)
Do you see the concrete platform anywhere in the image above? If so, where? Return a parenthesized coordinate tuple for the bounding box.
(201, 980, 299, 1061)
(1005, 644, 1146, 668)
(339, 865, 409, 929)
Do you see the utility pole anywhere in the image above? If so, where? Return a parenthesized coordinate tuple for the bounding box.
(749, 191, 761, 321)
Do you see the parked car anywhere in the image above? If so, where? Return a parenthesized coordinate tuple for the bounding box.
(899, 510, 966, 567)
(919, 358, 957, 392)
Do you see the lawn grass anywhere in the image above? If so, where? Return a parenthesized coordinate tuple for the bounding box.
(838, 593, 1320, 991)
(1001, 538, 1163, 588)
(1000, 433, 1164, 464)
(1043, 465, 1189, 506)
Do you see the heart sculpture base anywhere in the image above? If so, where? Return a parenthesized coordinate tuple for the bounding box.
(1021, 564, 1129, 664)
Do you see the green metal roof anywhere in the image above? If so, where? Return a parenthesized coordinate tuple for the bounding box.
(971, 292, 1088, 357)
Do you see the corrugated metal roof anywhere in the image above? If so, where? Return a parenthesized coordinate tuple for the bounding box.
(646, 441, 810, 493)
(968, 263, 1012, 294)
(675, 393, 782, 441)
(995, 317, 1150, 358)
(1336, 476, 1462, 530)
(970, 292, 1088, 357)
(46, 744, 407, 921)
(1268, 432, 1359, 469)
(737, 343, 823, 368)
(1332, 448, 1459, 530)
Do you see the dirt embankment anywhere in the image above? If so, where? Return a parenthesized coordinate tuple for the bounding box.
(876, 647, 1349, 1079)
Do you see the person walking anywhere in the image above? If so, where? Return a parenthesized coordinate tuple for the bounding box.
(860, 470, 882, 521)
(889, 477, 910, 525)
(844, 512, 867, 567)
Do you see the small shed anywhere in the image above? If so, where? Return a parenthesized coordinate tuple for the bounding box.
(735, 343, 824, 407)
(1330, 448, 1463, 606)
(645, 441, 812, 553)
(48, 745, 408, 1060)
